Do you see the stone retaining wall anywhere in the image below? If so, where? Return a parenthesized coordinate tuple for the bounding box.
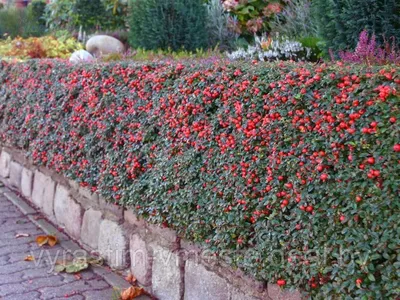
(0, 146, 301, 300)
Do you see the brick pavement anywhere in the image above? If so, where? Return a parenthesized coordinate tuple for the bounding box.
(0, 185, 139, 300)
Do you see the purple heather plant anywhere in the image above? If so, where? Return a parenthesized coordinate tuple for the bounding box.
(339, 30, 400, 65)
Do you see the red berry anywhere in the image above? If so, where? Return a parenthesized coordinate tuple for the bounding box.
(356, 278, 362, 286)
(373, 170, 380, 177)
(356, 196, 362, 202)
(320, 173, 328, 181)
(306, 206, 314, 213)
(370, 121, 378, 127)
(394, 144, 400, 152)
(339, 215, 346, 222)
(366, 157, 375, 165)
(277, 279, 286, 287)
(390, 117, 396, 123)
(317, 165, 324, 172)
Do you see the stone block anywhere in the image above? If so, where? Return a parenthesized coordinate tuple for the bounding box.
(98, 219, 127, 269)
(231, 290, 261, 300)
(81, 208, 102, 250)
(0, 150, 11, 178)
(54, 184, 83, 239)
(268, 283, 302, 300)
(130, 234, 152, 286)
(99, 196, 123, 222)
(21, 168, 33, 199)
(124, 209, 145, 229)
(184, 260, 230, 300)
(9, 161, 22, 189)
(146, 223, 178, 248)
(79, 185, 99, 204)
(152, 246, 183, 300)
(31, 171, 56, 215)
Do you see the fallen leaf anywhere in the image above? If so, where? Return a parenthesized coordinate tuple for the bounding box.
(120, 286, 145, 300)
(36, 235, 48, 247)
(65, 260, 88, 273)
(15, 233, 30, 238)
(36, 235, 58, 247)
(125, 273, 137, 284)
(47, 235, 58, 247)
(54, 264, 66, 273)
(87, 256, 103, 266)
(24, 255, 35, 261)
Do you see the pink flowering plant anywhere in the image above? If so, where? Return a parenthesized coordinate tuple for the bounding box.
(339, 30, 400, 65)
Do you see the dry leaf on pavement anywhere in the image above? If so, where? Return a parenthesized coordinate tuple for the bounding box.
(120, 286, 146, 300)
(47, 235, 58, 247)
(15, 233, 30, 238)
(24, 255, 35, 261)
(125, 273, 137, 284)
(36, 235, 58, 247)
(36, 235, 48, 246)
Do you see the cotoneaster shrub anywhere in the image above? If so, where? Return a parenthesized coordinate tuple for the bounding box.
(0, 60, 399, 298)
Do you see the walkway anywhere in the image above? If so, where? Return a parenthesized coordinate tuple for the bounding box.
(0, 184, 135, 300)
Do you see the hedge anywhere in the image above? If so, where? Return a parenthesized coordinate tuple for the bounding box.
(0, 60, 399, 298)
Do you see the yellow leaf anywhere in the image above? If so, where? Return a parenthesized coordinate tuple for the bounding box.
(47, 235, 58, 247)
(120, 286, 146, 300)
(36, 235, 49, 247)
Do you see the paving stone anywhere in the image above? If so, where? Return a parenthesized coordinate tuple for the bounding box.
(82, 288, 118, 300)
(0, 186, 135, 300)
(54, 185, 83, 239)
(268, 283, 302, 300)
(2, 291, 41, 300)
(184, 259, 230, 300)
(130, 233, 152, 286)
(152, 245, 183, 300)
(0, 150, 11, 178)
(39, 279, 106, 300)
(98, 219, 127, 269)
(9, 161, 22, 189)
(81, 208, 102, 250)
(4, 191, 36, 215)
(31, 171, 55, 215)
(21, 168, 33, 199)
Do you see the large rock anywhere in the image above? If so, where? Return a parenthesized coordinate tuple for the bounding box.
(98, 219, 127, 269)
(81, 208, 102, 250)
(21, 168, 33, 199)
(130, 234, 152, 286)
(184, 260, 230, 300)
(54, 185, 83, 239)
(9, 161, 22, 189)
(152, 246, 183, 300)
(32, 170, 56, 215)
(69, 50, 94, 64)
(0, 150, 11, 178)
(86, 35, 125, 57)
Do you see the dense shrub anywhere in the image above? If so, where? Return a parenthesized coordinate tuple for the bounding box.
(128, 0, 208, 51)
(0, 35, 82, 59)
(205, 0, 238, 51)
(0, 7, 45, 38)
(0, 60, 399, 298)
(72, 0, 107, 31)
(312, 0, 400, 53)
(270, 0, 317, 38)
